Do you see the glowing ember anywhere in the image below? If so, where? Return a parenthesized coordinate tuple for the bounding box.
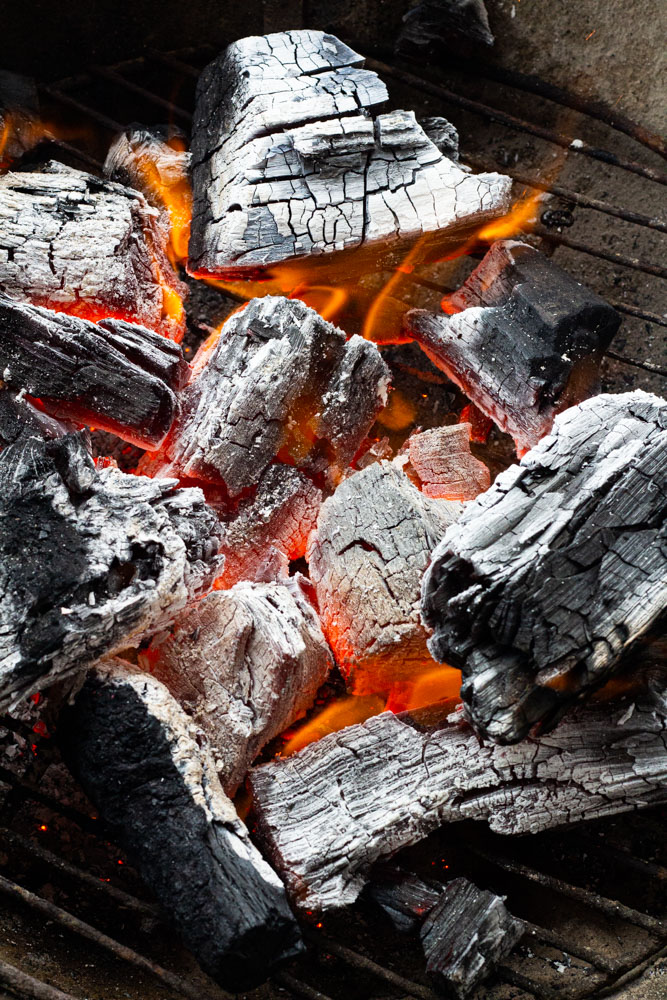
(281, 694, 386, 756)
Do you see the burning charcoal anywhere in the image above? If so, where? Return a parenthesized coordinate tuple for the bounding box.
(0, 389, 71, 447)
(404, 424, 490, 500)
(140, 576, 332, 794)
(406, 240, 621, 453)
(217, 465, 322, 588)
(422, 390, 667, 744)
(188, 30, 511, 280)
(0, 432, 223, 711)
(162, 296, 390, 496)
(367, 866, 441, 933)
(104, 125, 191, 264)
(0, 71, 41, 168)
(0, 295, 189, 449)
(421, 878, 524, 998)
(249, 686, 667, 912)
(0, 161, 186, 340)
(397, 0, 495, 57)
(307, 460, 462, 694)
(420, 116, 460, 160)
(58, 659, 303, 990)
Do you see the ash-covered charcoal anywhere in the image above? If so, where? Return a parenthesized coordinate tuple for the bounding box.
(422, 390, 667, 744)
(59, 659, 303, 991)
(419, 116, 460, 160)
(0, 296, 189, 449)
(0, 161, 186, 340)
(397, 0, 495, 58)
(421, 879, 524, 998)
(366, 865, 442, 933)
(0, 432, 223, 711)
(249, 687, 667, 913)
(404, 424, 490, 500)
(140, 576, 333, 794)
(406, 240, 621, 453)
(0, 71, 41, 168)
(307, 460, 462, 694)
(0, 389, 71, 447)
(188, 30, 511, 280)
(163, 296, 390, 495)
(217, 465, 323, 588)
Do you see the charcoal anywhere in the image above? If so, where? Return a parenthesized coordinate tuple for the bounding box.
(0, 71, 40, 168)
(59, 659, 303, 991)
(406, 240, 621, 453)
(366, 866, 441, 933)
(162, 296, 390, 496)
(188, 30, 511, 280)
(419, 116, 460, 160)
(404, 423, 490, 499)
(307, 460, 462, 694)
(0, 295, 189, 449)
(422, 390, 667, 744)
(0, 432, 223, 711)
(140, 576, 332, 794)
(421, 878, 524, 998)
(249, 686, 667, 912)
(0, 389, 70, 447)
(217, 465, 323, 588)
(397, 0, 495, 57)
(0, 161, 186, 340)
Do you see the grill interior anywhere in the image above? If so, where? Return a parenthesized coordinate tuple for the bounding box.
(0, 32, 665, 1000)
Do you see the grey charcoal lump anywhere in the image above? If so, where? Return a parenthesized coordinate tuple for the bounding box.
(422, 390, 667, 743)
(188, 30, 511, 277)
(163, 295, 391, 496)
(140, 576, 333, 794)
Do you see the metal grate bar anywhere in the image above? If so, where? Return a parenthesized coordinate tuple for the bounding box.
(273, 970, 336, 1000)
(38, 86, 123, 133)
(532, 227, 667, 278)
(498, 963, 568, 1000)
(90, 66, 193, 124)
(0, 958, 77, 1000)
(366, 58, 667, 186)
(522, 922, 620, 976)
(309, 933, 440, 1000)
(0, 765, 102, 835)
(147, 48, 205, 80)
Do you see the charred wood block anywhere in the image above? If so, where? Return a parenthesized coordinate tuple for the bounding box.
(366, 865, 442, 933)
(405, 423, 490, 500)
(0, 71, 40, 167)
(307, 460, 462, 694)
(0, 389, 71, 447)
(406, 240, 621, 453)
(0, 295, 189, 449)
(165, 296, 390, 495)
(140, 576, 332, 794)
(0, 161, 186, 340)
(422, 390, 667, 743)
(249, 689, 667, 912)
(217, 465, 322, 588)
(58, 659, 302, 990)
(188, 30, 511, 280)
(420, 878, 524, 998)
(0, 432, 223, 711)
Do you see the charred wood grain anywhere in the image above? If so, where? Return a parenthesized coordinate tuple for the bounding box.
(140, 576, 333, 794)
(0, 432, 223, 711)
(249, 685, 667, 912)
(422, 390, 667, 743)
(0, 161, 186, 340)
(406, 240, 621, 453)
(307, 460, 462, 694)
(59, 659, 302, 991)
(0, 295, 189, 448)
(188, 30, 511, 279)
(403, 423, 490, 500)
(366, 865, 442, 933)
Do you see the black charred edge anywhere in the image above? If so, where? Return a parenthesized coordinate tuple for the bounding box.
(58, 672, 303, 991)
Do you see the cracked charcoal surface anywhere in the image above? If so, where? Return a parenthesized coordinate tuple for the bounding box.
(307, 460, 462, 694)
(422, 390, 667, 744)
(164, 295, 390, 496)
(217, 464, 323, 588)
(405, 423, 490, 500)
(188, 30, 511, 278)
(249, 683, 667, 912)
(0, 432, 223, 711)
(141, 575, 333, 795)
(0, 161, 186, 340)
(406, 240, 621, 453)
(420, 878, 525, 998)
(59, 659, 302, 991)
(0, 295, 189, 449)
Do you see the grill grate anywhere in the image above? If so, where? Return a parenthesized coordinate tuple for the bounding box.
(1, 36, 665, 1000)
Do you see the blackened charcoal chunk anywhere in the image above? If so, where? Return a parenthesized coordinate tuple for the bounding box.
(397, 0, 495, 57)
(0, 432, 223, 711)
(422, 391, 667, 743)
(0, 295, 189, 448)
(406, 240, 621, 453)
(367, 866, 442, 933)
(0, 161, 186, 340)
(421, 878, 524, 998)
(0, 389, 71, 447)
(166, 296, 390, 496)
(420, 117, 459, 160)
(59, 660, 302, 991)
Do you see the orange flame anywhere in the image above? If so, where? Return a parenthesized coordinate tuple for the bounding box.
(385, 666, 462, 714)
(133, 135, 192, 267)
(281, 695, 386, 756)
